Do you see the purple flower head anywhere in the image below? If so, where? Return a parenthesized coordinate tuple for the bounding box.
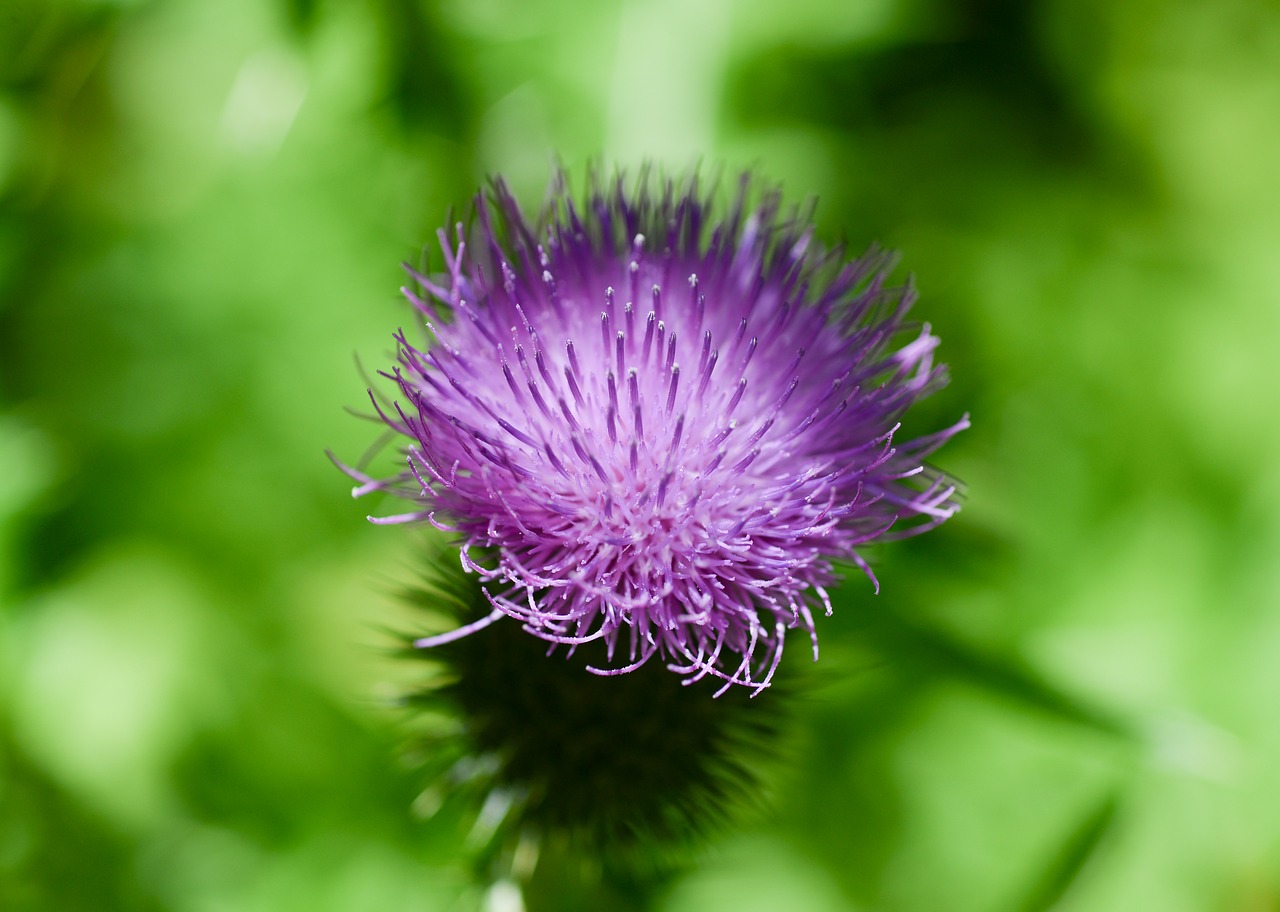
(347, 170, 967, 694)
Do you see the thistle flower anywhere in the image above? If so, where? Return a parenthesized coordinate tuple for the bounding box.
(346, 170, 966, 694)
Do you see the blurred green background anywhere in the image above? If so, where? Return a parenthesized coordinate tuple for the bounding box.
(3, 0, 1279, 909)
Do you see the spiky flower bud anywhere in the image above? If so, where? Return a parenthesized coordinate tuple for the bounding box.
(399, 556, 788, 888)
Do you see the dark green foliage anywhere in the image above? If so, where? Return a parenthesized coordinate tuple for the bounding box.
(1016, 788, 1123, 912)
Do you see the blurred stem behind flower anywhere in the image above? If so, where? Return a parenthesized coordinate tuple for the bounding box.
(341, 166, 967, 692)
